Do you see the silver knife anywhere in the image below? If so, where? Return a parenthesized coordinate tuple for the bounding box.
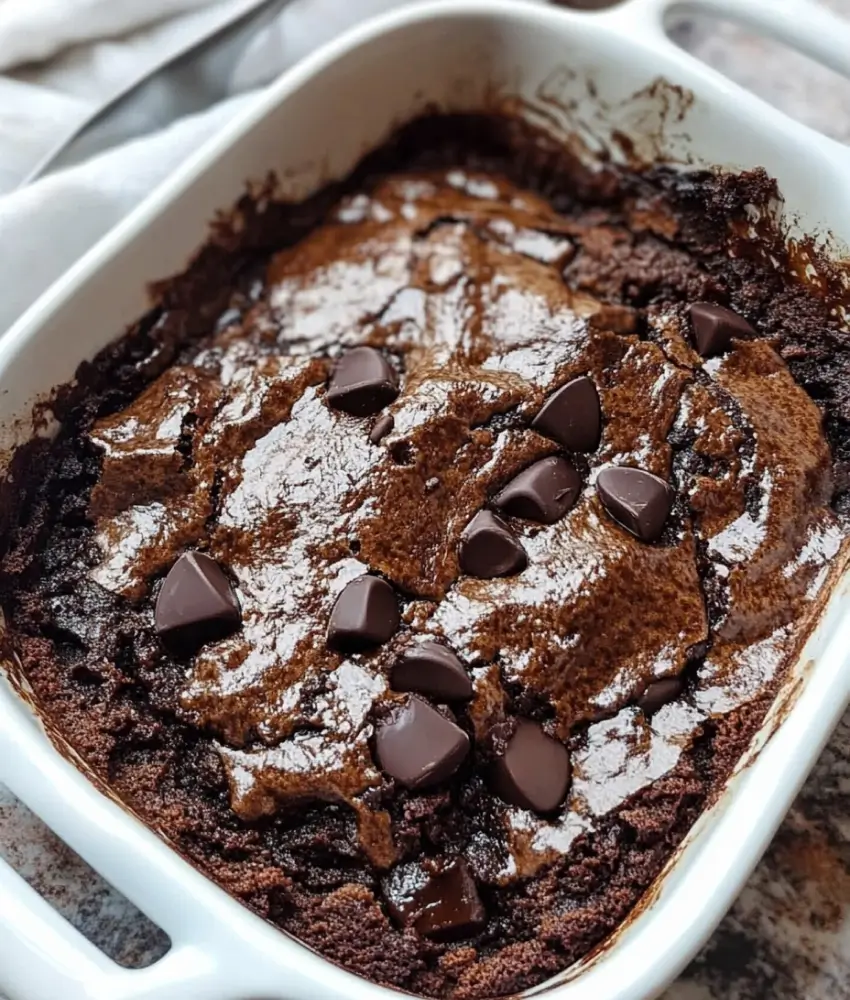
(21, 0, 292, 187)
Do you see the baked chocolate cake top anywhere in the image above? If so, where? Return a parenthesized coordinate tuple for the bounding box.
(80, 162, 840, 878)
(2, 113, 848, 998)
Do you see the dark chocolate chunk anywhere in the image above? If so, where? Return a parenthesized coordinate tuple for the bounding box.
(155, 552, 240, 653)
(638, 677, 685, 715)
(375, 696, 470, 790)
(596, 466, 673, 542)
(327, 347, 399, 417)
(391, 641, 472, 701)
(493, 456, 581, 524)
(413, 861, 486, 941)
(458, 510, 527, 578)
(532, 376, 601, 452)
(491, 720, 570, 813)
(384, 859, 486, 942)
(327, 576, 399, 652)
(687, 302, 754, 358)
(369, 412, 395, 444)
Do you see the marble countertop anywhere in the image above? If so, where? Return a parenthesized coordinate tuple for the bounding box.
(2, 4, 850, 997)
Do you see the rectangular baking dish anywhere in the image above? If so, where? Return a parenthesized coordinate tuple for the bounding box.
(2, 1, 850, 998)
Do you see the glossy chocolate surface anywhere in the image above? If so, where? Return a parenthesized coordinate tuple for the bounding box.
(2, 114, 846, 999)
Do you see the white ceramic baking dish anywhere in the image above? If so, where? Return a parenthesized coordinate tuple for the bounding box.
(2, 0, 850, 997)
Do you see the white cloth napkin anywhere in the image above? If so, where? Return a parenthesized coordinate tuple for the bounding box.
(0, 0, 409, 335)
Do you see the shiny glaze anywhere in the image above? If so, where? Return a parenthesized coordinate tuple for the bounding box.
(84, 167, 842, 878)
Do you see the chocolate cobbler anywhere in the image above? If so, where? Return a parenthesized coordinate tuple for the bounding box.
(2, 114, 849, 998)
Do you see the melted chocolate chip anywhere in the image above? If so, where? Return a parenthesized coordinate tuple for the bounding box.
(327, 347, 399, 416)
(688, 302, 755, 358)
(391, 641, 472, 701)
(327, 576, 399, 652)
(369, 412, 395, 444)
(458, 510, 527, 578)
(638, 676, 685, 715)
(596, 466, 673, 542)
(412, 861, 486, 941)
(491, 720, 571, 813)
(531, 376, 601, 452)
(493, 456, 581, 524)
(375, 696, 470, 790)
(155, 552, 240, 653)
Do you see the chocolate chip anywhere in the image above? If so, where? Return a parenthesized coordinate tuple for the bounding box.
(375, 696, 470, 790)
(596, 466, 673, 542)
(491, 720, 570, 813)
(384, 859, 486, 941)
(391, 641, 472, 701)
(369, 412, 394, 444)
(532, 376, 601, 452)
(638, 677, 684, 715)
(687, 303, 754, 358)
(413, 861, 486, 941)
(458, 510, 527, 578)
(327, 576, 399, 652)
(493, 456, 581, 524)
(155, 552, 240, 653)
(327, 347, 398, 416)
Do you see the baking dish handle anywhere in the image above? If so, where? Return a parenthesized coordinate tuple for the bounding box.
(612, 0, 850, 163)
(0, 855, 222, 1000)
(666, 0, 850, 77)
